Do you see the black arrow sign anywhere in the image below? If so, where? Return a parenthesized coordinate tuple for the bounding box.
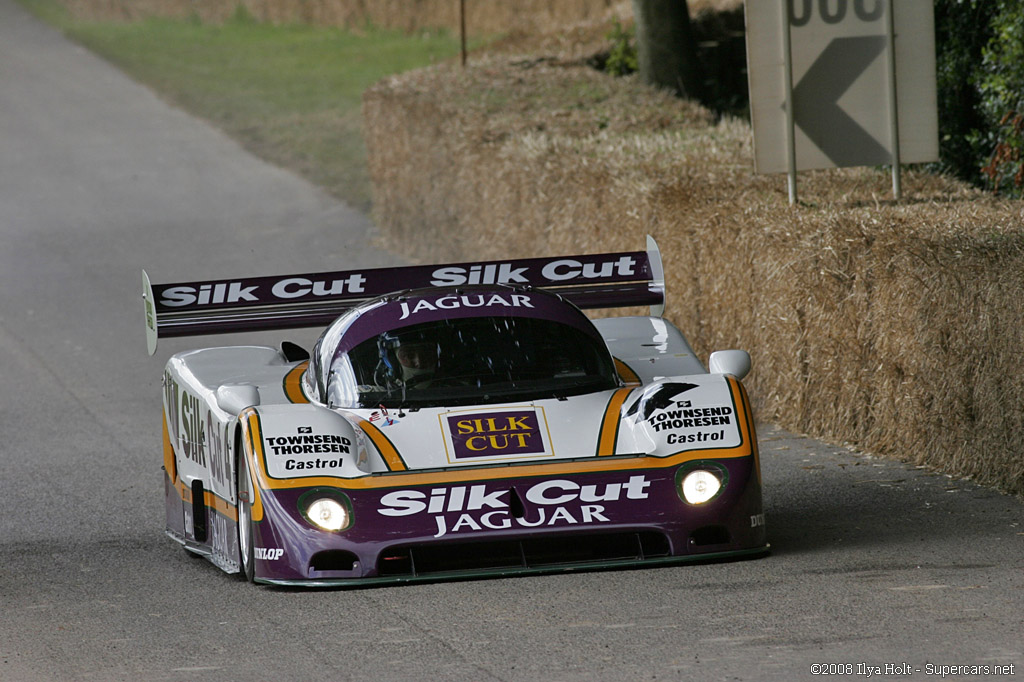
(790, 36, 891, 167)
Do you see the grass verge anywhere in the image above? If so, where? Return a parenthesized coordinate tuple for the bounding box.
(16, 0, 477, 213)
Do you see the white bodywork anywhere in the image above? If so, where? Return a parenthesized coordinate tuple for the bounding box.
(163, 317, 747, 541)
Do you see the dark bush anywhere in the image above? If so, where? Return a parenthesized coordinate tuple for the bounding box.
(604, 19, 637, 77)
(975, 0, 1024, 196)
(934, 0, 1024, 196)
(933, 0, 997, 187)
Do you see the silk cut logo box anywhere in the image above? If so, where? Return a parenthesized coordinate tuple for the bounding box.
(441, 407, 554, 463)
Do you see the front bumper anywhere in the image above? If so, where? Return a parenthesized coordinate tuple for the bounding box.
(249, 453, 768, 586)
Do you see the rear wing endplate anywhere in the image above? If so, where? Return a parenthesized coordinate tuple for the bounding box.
(144, 236, 665, 355)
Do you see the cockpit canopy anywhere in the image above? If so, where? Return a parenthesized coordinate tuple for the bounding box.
(306, 287, 619, 408)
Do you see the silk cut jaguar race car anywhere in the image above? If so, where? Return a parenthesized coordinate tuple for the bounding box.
(143, 237, 767, 586)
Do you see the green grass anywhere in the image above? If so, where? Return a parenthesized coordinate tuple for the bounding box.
(16, 1, 476, 212)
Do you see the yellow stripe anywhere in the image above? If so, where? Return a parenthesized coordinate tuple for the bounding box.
(614, 358, 641, 385)
(359, 420, 408, 471)
(164, 412, 191, 510)
(284, 362, 310, 404)
(166, 467, 239, 523)
(162, 413, 177, 484)
(597, 387, 634, 456)
(240, 408, 267, 521)
(204, 491, 238, 522)
(729, 377, 761, 485)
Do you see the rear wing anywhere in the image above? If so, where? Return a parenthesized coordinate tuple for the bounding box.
(143, 236, 665, 355)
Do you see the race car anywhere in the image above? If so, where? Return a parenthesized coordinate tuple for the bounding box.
(143, 237, 767, 586)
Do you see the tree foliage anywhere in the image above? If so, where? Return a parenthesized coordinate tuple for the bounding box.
(975, 0, 1024, 195)
(935, 0, 1024, 196)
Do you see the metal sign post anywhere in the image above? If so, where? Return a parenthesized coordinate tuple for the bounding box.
(884, 0, 901, 200)
(782, 1, 797, 205)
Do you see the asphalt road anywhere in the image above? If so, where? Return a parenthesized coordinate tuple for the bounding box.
(1, 2, 1021, 681)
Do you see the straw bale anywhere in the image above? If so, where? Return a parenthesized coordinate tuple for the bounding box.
(364, 55, 1024, 496)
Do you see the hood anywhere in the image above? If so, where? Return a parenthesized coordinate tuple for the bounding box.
(347, 374, 743, 472)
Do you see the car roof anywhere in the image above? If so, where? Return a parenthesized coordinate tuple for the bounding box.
(321, 285, 603, 356)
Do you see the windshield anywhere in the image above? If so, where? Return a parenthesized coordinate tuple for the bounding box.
(327, 315, 619, 408)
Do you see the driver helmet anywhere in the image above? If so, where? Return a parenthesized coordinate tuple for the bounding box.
(378, 329, 439, 386)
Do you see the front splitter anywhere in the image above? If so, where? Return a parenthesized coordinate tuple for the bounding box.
(255, 543, 770, 588)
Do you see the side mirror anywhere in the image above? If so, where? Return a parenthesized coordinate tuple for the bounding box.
(708, 350, 751, 380)
(216, 384, 261, 415)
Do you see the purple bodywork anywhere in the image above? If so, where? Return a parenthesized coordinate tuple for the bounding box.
(245, 450, 766, 585)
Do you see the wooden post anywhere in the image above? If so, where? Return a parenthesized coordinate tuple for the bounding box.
(460, 0, 467, 67)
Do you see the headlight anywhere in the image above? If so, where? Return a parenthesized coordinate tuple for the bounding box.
(681, 470, 721, 505)
(306, 498, 349, 532)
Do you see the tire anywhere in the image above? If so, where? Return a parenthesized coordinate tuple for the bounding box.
(236, 450, 256, 582)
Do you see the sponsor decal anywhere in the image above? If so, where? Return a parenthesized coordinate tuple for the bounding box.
(204, 411, 230, 488)
(628, 380, 743, 452)
(650, 403, 740, 450)
(164, 372, 230, 487)
(210, 513, 236, 563)
(159, 274, 367, 307)
(282, 458, 347, 472)
(144, 293, 156, 332)
(429, 255, 637, 286)
(254, 547, 284, 561)
(625, 382, 698, 421)
(377, 475, 652, 538)
(264, 432, 351, 456)
(665, 430, 726, 445)
(398, 293, 534, 320)
(180, 388, 205, 465)
(368, 405, 395, 426)
(160, 282, 261, 307)
(441, 407, 553, 463)
(448, 411, 545, 460)
(649, 406, 733, 432)
(269, 275, 367, 300)
(430, 263, 529, 285)
(263, 427, 351, 475)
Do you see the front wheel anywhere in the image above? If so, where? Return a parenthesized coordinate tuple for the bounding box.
(236, 451, 256, 582)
